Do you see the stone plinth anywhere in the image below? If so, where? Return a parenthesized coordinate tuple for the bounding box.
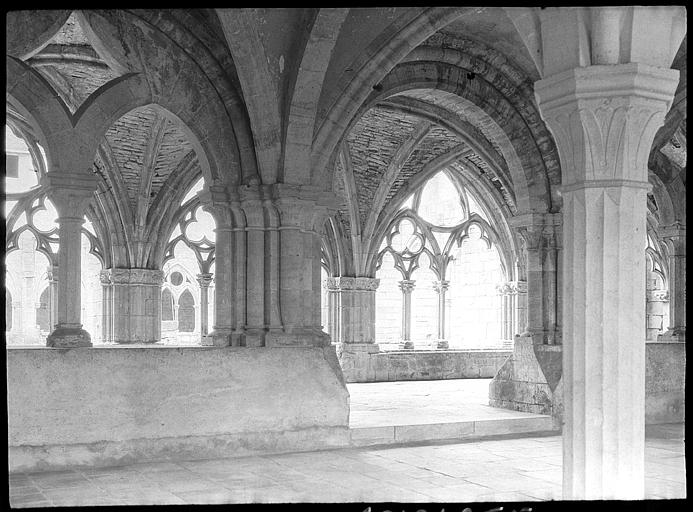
(101, 269, 164, 344)
(7, 345, 349, 473)
(46, 326, 91, 348)
(490, 339, 685, 428)
(489, 337, 562, 421)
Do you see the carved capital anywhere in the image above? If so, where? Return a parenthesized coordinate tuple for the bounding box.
(647, 289, 669, 301)
(433, 280, 450, 293)
(496, 280, 527, 295)
(398, 279, 416, 293)
(535, 64, 680, 186)
(325, 276, 380, 291)
(196, 272, 214, 288)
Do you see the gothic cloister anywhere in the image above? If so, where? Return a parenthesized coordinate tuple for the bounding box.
(4, 7, 686, 505)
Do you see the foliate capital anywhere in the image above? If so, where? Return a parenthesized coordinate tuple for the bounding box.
(398, 279, 416, 293)
(196, 272, 214, 287)
(433, 280, 450, 293)
(103, 268, 165, 286)
(535, 64, 680, 186)
(496, 280, 528, 295)
(325, 276, 380, 292)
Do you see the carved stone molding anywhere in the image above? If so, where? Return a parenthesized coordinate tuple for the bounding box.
(535, 64, 680, 187)
(196, 272, 214, 288)
(432, 280, 450, 293)
(648, 289, 670, 301)
(496, 280, 528, 295)
(102, 268, 165, 286)
(398, 279, 416, 293)
(325, 276, 380, 291)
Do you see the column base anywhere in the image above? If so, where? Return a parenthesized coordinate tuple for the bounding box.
(201, 329, 232, 347)
(434, 339, 449, 350)
(402, 341, 415, 350)
(658, 328, 685, 343)
(336, 342, 380, 355)
(265, 328, 331, 348)
(46, 326, 92, 348)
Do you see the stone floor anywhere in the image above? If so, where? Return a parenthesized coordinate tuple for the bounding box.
(9, 424, 685, 506)
(349, 378, 551, 427)
(348, 378, 556, 445)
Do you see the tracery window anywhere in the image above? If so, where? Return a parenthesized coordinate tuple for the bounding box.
(161, 178, 216, 344)
(375, 169, 506, 350)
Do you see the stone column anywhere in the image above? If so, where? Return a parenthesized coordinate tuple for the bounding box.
(198, 184, 236, 347)
(536, 63, 679, 500)
(263, 184, 333, 347)
(43, 173, 98, 348)
(102, 268, 164, 344)
(659, 224, 686, 342)
(197, 273, 214, 338)
(432, 280, 449, 349)
(330, 277, 380, 380)
(324, 277, 341, 343)
(496, 280, 527, 343)
(99, 269, 112, 343)
(399, 279, 415, 349)
(512, 215, 562, 345)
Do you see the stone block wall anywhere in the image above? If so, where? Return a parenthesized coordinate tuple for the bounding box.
(7, 346, 350, 473)
(339, 349, 511, 383)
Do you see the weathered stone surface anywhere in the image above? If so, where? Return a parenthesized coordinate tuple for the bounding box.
(7, 346, 349, 472)
(491, 339, 686, 427)
(646, 342, 685, 424)
(341, 349, 511, 383)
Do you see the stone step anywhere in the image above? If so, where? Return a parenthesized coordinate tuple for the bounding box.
(349, 415, 556, 447)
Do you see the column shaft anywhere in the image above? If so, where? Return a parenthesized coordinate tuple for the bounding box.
(399, 280, 415, 349)
(536, 63, 680, 500)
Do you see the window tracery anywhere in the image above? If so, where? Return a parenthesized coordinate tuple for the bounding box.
(375, 169, 508, 350)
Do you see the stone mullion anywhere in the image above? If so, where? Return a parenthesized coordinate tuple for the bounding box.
(47, 265, 59, 335)
(399, 279, 415, 349)
(536, 63, 679, 500)
(99, 270, 112, 343)
(433, 280, 449, 349)
(196, 273, 213, 338)
(325, 278, 340, 343)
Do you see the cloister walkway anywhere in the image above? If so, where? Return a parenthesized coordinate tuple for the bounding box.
(348, 378, 555, 446)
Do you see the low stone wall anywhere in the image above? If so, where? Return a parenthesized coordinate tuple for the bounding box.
(646, 341, 686, 424)
(489, 339, 685, 427)
(7, 346, 350, 473)
(339, 348, 512, 383)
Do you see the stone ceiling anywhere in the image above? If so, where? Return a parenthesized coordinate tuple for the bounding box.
(98, 106, 195, 222)
(26, 12, 121, 114)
